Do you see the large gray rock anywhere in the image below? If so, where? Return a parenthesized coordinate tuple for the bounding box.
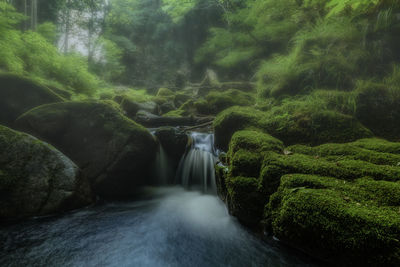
(15, 101, 158, 198)
(0, 73, 64, 126)
(0, 125, 92, 220)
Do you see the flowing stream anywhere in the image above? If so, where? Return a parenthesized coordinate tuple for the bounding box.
(0, 132, 318, 267)
(176, 132, 218, 193)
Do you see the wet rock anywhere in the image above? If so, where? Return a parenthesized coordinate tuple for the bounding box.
(0, 125, 92, 220)
(0, 73, 64, 126)
(15, 101, 157, 198)
(154, 127, 188, 162)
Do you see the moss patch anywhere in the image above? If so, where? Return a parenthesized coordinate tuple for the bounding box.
(213, 106, 264, 150)
(201, 89, 255, 115)
(265, 174, 400, 266)
(287, 142, 400, 166)
(213, 104, 372, 151)
(217, 132, 400, 264)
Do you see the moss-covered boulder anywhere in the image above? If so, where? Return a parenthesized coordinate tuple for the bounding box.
(213, 106, 372, 151)
(216, 130, 283, 227)
(15, 101, 158, 198)
(156, 87, 175, 97)
(263, 110, 373, 146)
(214, 107, 264, 150)
(0, 73, 64, 126)
(265, 174, 400, 266)
(198, 89, 255, 115)
(217, 132, 400, 265)
(0, 125, 92, 220)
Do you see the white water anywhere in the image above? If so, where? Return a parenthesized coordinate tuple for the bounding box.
(0, 132, 318, 266)
(175, 132, 218, 193)
(0, 187, 317, 266)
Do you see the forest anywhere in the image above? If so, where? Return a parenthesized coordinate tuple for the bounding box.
(1, 0, 400, 266)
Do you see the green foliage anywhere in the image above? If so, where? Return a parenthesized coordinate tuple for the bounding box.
(36, 22, 58, 44)
(326, 0, 380, 17)
(161, 0, 196, 23)
(92, 38, 125, 82)
(195, 0, 317, 77)
(0, 2, 25, 32)
(105, 0, 187, 86)
(257, 18, 366, 96)
(0, 2, 99, 95)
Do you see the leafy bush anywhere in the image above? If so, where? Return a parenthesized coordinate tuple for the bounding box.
(0, 3, 99, 95)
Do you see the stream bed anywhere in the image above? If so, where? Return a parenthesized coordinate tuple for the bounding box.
(0, 187, 318, 267)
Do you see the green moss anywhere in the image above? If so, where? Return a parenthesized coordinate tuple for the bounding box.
(192, 99, 209, 115)
(174, 92, 192, 107)
(163, 109, 186, 118)
(228, 130, 284, 156)
(215, 163, 229, 200)
(352, 138, 400, 154)
(156, 87, 175, 97)
(287, 142, 400, 166)
(200, 89, 255, 115)
(213, 106, 264, 150)
(177, 99, 199, 117)
(261, 108, 373, 146)
(213, 101, 372, 151)
(226, 176, 265, 226)
(260, 151, 400, 196)
(277, 174, 400, 207)
(219, 130, 285, 226)
(151, 96, 168, 105)
(230, 149, 263, 178)
(265, 173, 400, 265)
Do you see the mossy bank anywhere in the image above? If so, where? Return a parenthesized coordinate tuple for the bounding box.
(216, 128, 400, 266)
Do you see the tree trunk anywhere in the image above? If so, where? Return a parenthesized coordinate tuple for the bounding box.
(32, 0, 37, 30)
(24, 0, 28, 30)
(63, 1, 71, 54)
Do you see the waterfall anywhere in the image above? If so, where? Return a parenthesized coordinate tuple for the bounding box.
(153, 144, 174, 185)
(175, 132, 218, 194)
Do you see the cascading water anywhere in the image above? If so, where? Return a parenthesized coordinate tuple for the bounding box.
(0, 130, 317, 266)
(175, 132, 218, 194)
(153, 145, 174, 185)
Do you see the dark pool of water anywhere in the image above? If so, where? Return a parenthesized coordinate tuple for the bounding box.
(0, 187, 318, 267)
